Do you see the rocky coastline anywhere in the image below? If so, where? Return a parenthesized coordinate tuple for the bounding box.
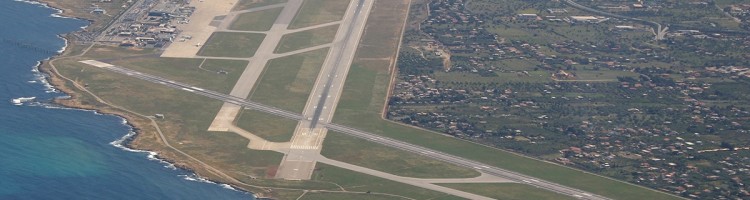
(31, 0, 265, 198)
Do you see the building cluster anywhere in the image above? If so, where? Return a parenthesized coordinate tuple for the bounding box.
(394, 0, 750, 198)
(704, 66, 750, 79)
(101, 0, 194, 48)
(557, 87, 750, 199)
(416, 0, 664, 76)
(389, 70, 750, 198)
(423, 0, 481, 25)
(419, 27, 662, 76)
(724, 3, 750, 24)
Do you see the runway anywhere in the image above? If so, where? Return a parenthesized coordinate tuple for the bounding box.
(274, 0, 374, 180)
(80, 59, 609, 200)
(74, 0, 614, 198)
(78, 60, 303, 121)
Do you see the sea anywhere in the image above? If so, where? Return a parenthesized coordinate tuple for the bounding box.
(0, 1, 253, 199)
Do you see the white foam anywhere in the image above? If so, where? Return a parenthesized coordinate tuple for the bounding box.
(36, 96, 254, 197)
(3, 4, 251, 189)
(57, 35, 68, 54)
(14, 0, 74, 19)
(28, 96, 185, 173)
(33, 102, 85, 111)
(105, 119, 179, 171)
(14, 0, 45, 6)
(220, 184, 240, 191)
(180, 174, 213, 184)
(11, 0, 253, 197)
(14, 2, 87, 94)
(37, 102, 251, 195)
(179, 175, 247, 193)
(104, 118, 252, 196)
(26, 37, 80, 94)
(28, 61, 61, 94)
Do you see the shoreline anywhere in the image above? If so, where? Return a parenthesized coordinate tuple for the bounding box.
(25, 0, 261, 198)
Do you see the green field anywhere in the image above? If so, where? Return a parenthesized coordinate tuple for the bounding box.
(229, 7, 283, 31)
(232, 0, 287, 11)
(235, 109, 297, 142)
(55, 59, 285, 179)
(299, 192, 402, 200)
(321, 131, 480, 178)
(433, 71, 550, 84)
(46, 0, 129, 32)
(288, 0, 351, 29)
(276, 24, 339, 53)
(249, 48, 328, 112)
(572, 69, 640, 81)
(83, 45, 157, 58)
(197, 32, 265, 58)
(333, 61, 680, 200)
(58, 44, 459, 199)
(438, 183, 576, 200)
(298, 192, 457, 200)
(111, 58, 248, 93)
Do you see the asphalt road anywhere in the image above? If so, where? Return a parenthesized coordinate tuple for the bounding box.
(307, 0, 368, 128)
(325, 124, 610, 200)
(275, 0, 373, 180)
(562, 0, 666, 40)
(81, 60, 303, 120)
(82, 59, 610, 200)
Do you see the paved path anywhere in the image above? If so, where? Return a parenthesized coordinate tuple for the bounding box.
(208, 0, 304, 132)
(270, 43, 331, 58)
(315, 156, 497, 200)
(192, 42, 332, 61)
(283, 21, 342, 32)
(227, 125, 290, 150)
(218, 20, 341, 34)
(217, 3, 288, 30)
(562, 0, 666, 40)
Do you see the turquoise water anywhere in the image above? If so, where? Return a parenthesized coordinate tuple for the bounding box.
(0, 1, 252, 199)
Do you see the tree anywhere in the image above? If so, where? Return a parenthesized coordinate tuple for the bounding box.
(720, 141, 735, 150)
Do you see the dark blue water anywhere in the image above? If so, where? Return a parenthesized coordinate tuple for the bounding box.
(0, 1, 252, 199)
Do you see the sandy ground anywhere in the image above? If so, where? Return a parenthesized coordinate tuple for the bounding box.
(161, 0, 239, 58)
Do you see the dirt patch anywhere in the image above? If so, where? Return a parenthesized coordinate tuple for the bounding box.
(265, 165, 279, 178)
